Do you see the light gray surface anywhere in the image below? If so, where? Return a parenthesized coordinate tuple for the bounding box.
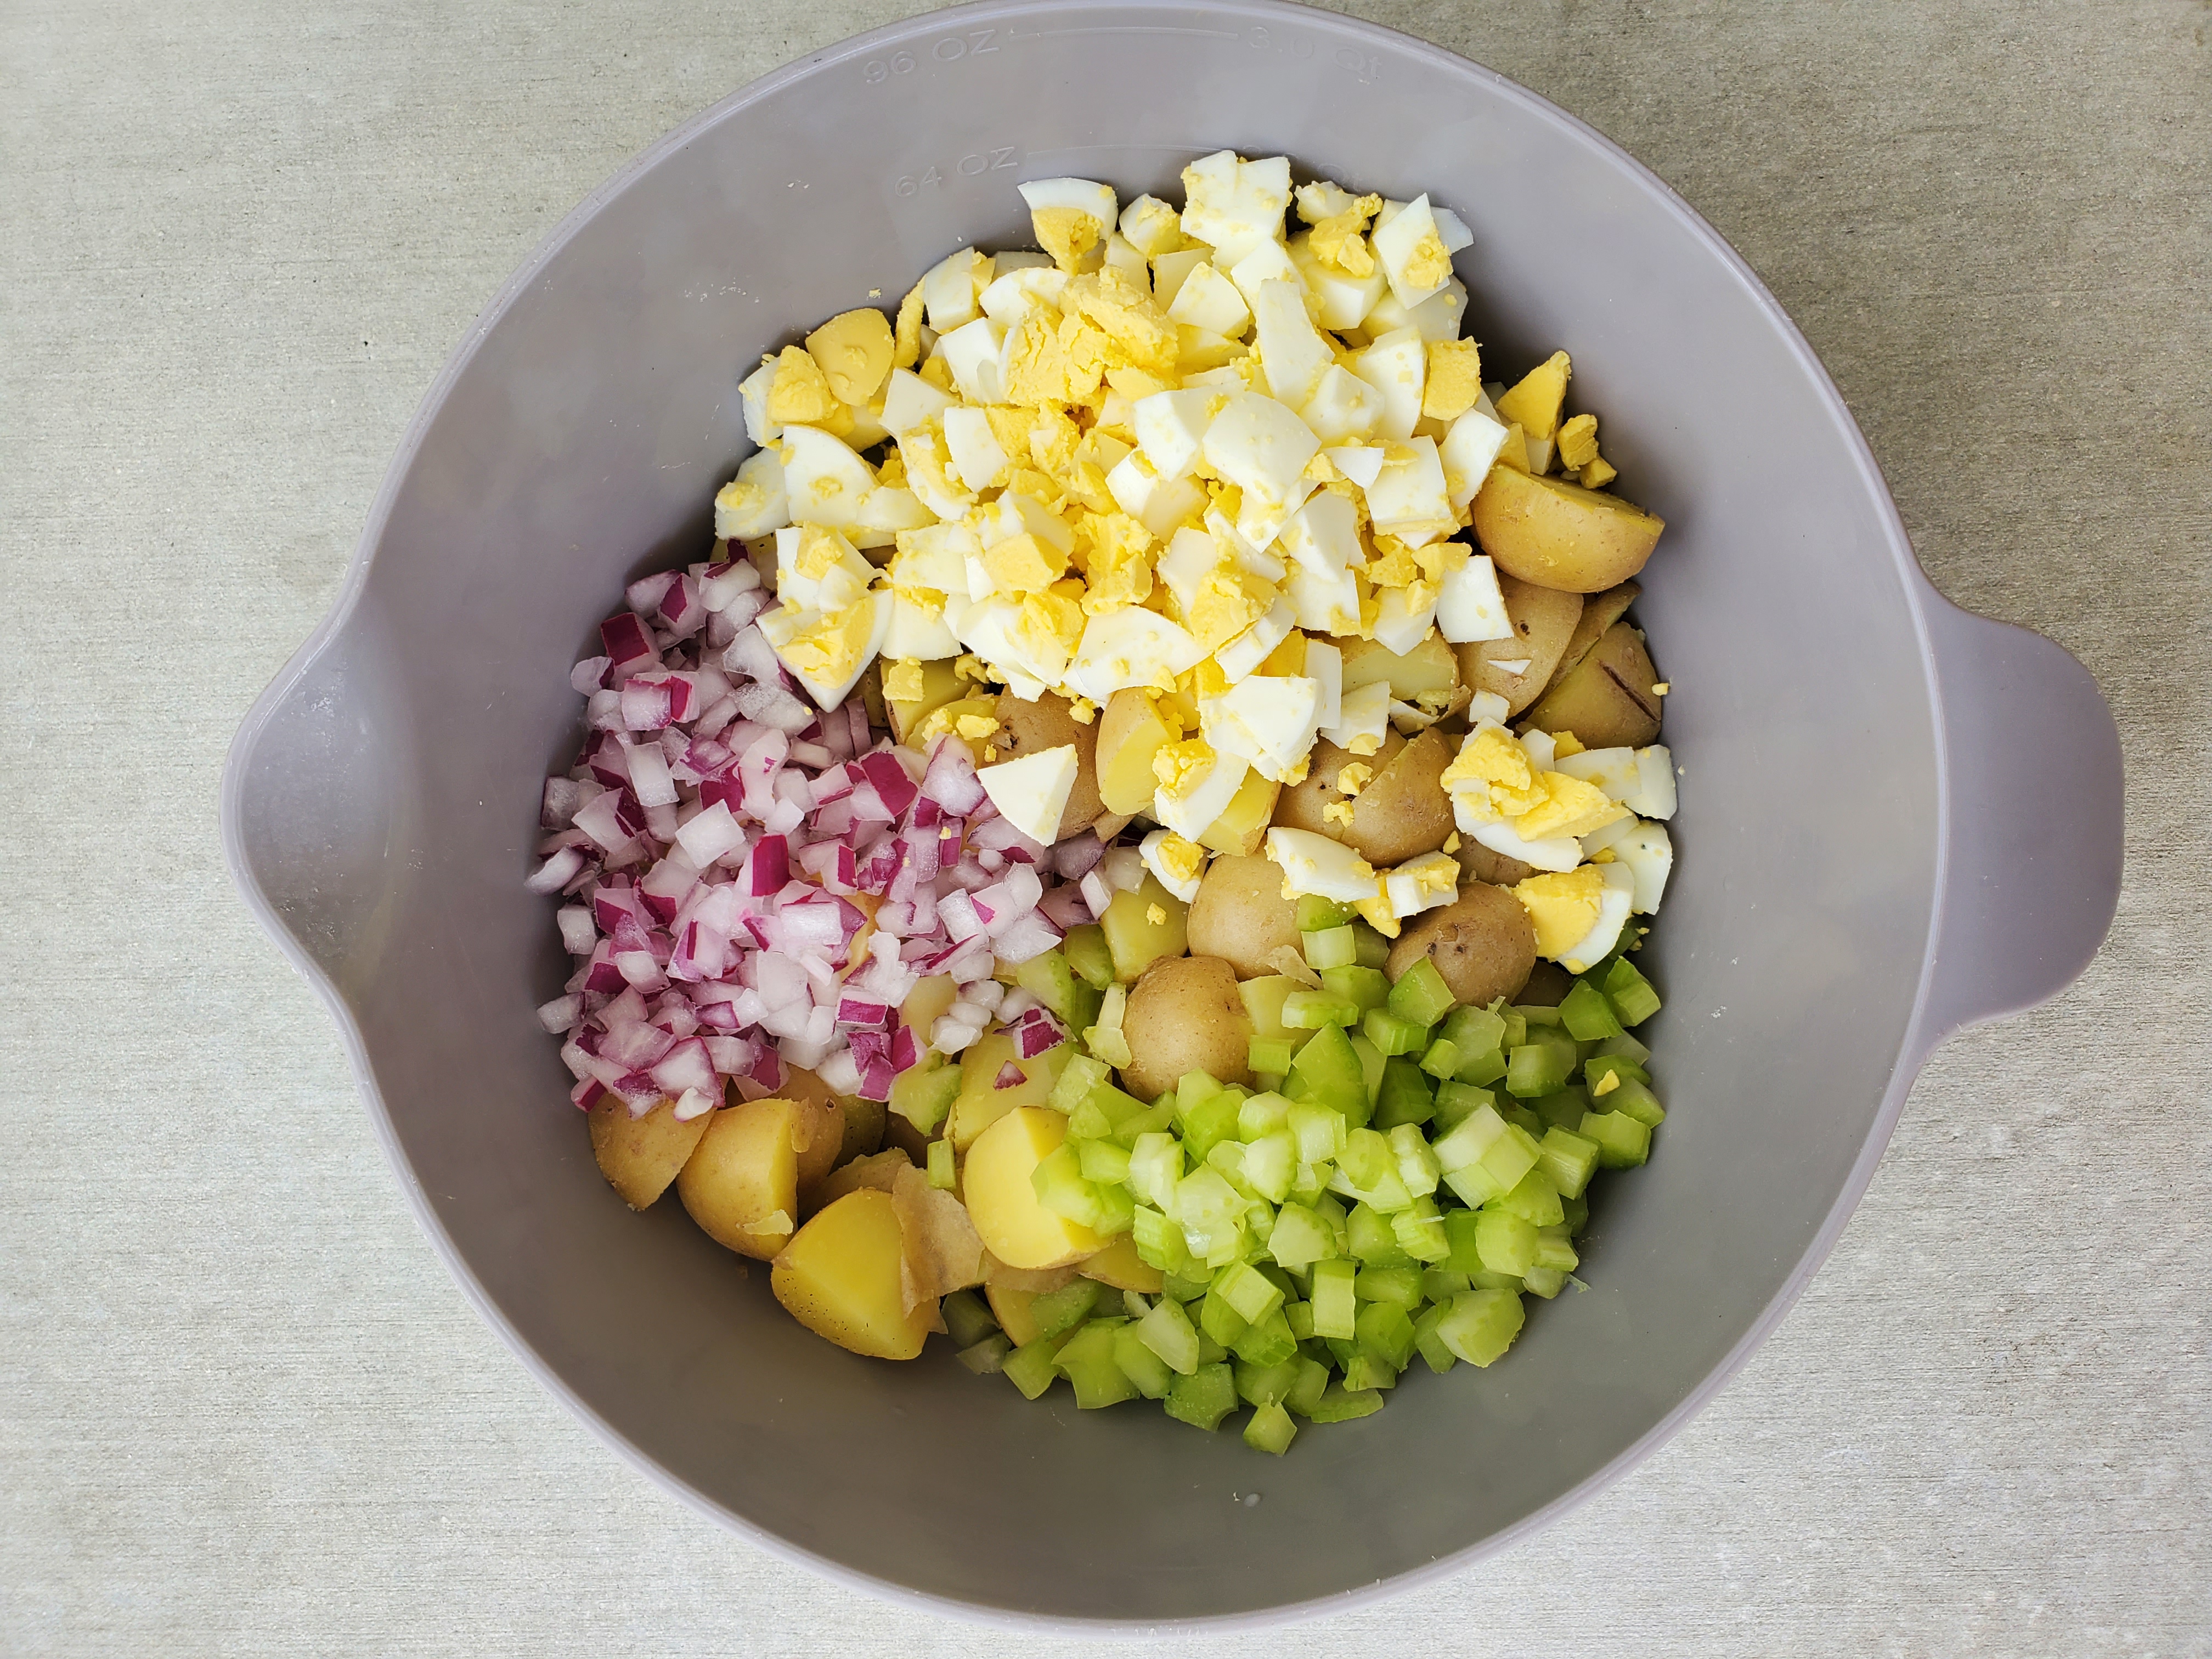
(2, 0, 2205, 1650)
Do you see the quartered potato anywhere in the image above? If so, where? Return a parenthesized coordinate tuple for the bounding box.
(1454, 575, 1583, 717)
(1471, 466, 1665, 593)
(1119, 954, 1254, 1101)
(771, 1188, 934, 1360)
(1185, 853, 1304, 980)
(589, 1094, 714, 1211)
(1523, 620, 1663, 749)
(678, 1097, 802, 1260)
(1271, 730, 1455, 866)
(963, 1106, 1106, 1271)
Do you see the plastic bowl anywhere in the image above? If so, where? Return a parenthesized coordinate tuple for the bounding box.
(222, 0, 2121, 1629)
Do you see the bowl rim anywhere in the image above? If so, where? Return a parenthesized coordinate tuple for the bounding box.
(222, 0, 1948, 1630)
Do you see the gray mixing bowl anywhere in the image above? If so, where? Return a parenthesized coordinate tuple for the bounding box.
(221, 0, 2123, 1628)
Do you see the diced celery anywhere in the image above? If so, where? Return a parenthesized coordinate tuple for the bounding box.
(926, 1137, 957, 1191)
(1306, 1382, 1385, 1422)
(1254, 1260, 1295, 1299)
(1391, 1202, 1451, 1262)
(1410, 1304, 1458, 1373)
(1354, 1263, 1424, 1307)
(1605, 1077, 1667, 1128)
(1506, 1037, 1575, 1098)
(1531, 1086, 1590, 1135)
(1017, 949, 1101, 1034)
(1431, 1081, 1495, 1136)
(1032, 1144, 1107, 1227)
(1216, 1261, 1285, 1324)
(1205, 1138, 1256, 1202)
(1345, 1201, 1414, 1266)
(1113, 1323, 1175, 1398)
(1094, 1182, 1136, 1238)
(1503, 1104, 1547, 1141)
(1295, 894, 1357, 931)
(1337, 1128, 1396, 1195)
(1561, 1190, 1589, 1237)
(1441, 1003, 1508, 1057)
(1127, 1132, 1184, 1208)
(1231, 1307, 1298, 1368)
(1436, 1288, 1525, 1366)
(1580, 1109, 1653, 1167)
(1290, 1161, 1331, 1205)
(1558, 978, 1624, 1041)
(1499, 1006, 1529, 1049)
(1133, 1294, 1201, 1375)
(1442, 1162, 1503, 1208)
(1164, 1362, 1239, 1430)
(1048, 1051, 1114, 1115)
(1243, 1132, 1295, 1204)
(1003, 1334, 1068, 1399)
(957, 1334, 1014, 1374)
(942, 1289, 997, 1348)
(1282, 990, 1360, 1029)
(1486, 1166, 1564, 1227)
(1370, 1060, 1435, 1135)
(1323, 964, 1389, 1014)
(1197, 1330, 1229, 1364)
(1284, 1300, 1316, 1339)
(1532, 1225, 1579, 1273)
(1132, 1204, 1193, 1274)
(1350, 923, 1391, 970)
(1469, 1269, 1523, 1291)
(1603, 957, 1662, 1025)
(1286, 1025, 1367, 1121)
(1442, 1210, 1485, 1276)
(1175, 1166, 1245, 1259)
(1457, 1047, 1509, 1087)
(889, 1058, 961, 1135)
(1284, 1356, 1331, 1417)
(1423, 1267, 1472, 1302)
(1520, 1265, 1567, 1299)
(1475, 1209, 1539, 1277)
(1030, 1278, 1103, 1342)
(1583, 1051, 1650, 1091)
(1176, 1070, 1222, 1116)
(1111, 1101, 1176, 1145)
(1595, 1029, 1651, 1064)
(1385, 957, 1455, 1026)
(1309, 1257, 1358, 1340)
(1199, 1278, 1249, 1346)
(1478, 1122, 1543, 1195)
(1234, 1354, 1305, 1407)
(1248, 1035, 1296, 1075)
(1388, 1125, 1442, 1199)
(1234, 1091, 1292, 1141)
(1176, 1088, 1242, 1161)
(1363, 1008, 1431, 1058)
(1243, 1400, 1297, 1455)
(1286, 1100, 1345, 1166)
(1266, 1201, 1336, 1269)
(1341, 1351, 1398, 1391)
(1062, 922, 1114, 989)
(1537, 1127, 1600, 1198)
(1163, 1268, 1212, 1303)
(1078, 1137, 1131, 1186)
(1302, 925, 1359, 972)
(1517, 1003, 1566, 1028)
(1432, 1101, 1505, 1173)
(1419, 1037, 1463, 1081)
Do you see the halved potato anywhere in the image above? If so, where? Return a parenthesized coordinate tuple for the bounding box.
(589, 1094, 713, 1211)
(1385, 884, 1537, 1008)
(777, 1065, 849, 1197)
(1522, 620, 1663, 749)
(1186, 853, 1302, 979)
(963, 1105, 1105, 1271)
(1120, 954, 1254, 1101)
(1471, 466, 1664, 592)
(771, 1188, 934, 1359)
(678, 1098, 801, 1260)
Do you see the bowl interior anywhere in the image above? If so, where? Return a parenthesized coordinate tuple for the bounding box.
(233, 0, 1939, 1623)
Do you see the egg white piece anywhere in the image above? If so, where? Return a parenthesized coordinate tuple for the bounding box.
(738, 358, 782, 446)
(1365, 277, 1468, 345)
(1165, 261, 1252, 337)
(1384, 851, 1461, 920)
(1517, 727, 1558, 771)
(1462, 814, 1582, 873)
(1554, 746, 1643, 802)
(1132, 388, 1217, 481)
(1559, 862, 1637, 973)
(1439, 405, 1511, 510)
(1204, 673, 1321, 780)
(1154, 749, 1250, 840)
(1249, 279, 1334, 410)
(1212, 598, 1298, 686)
(1118, 194, 1184, 257)
(1289, 235, 1387, 331)
(979, 263, 1070, 327)
(1201, 392, 1321, 546)
(777, 426, 878, 531)
(1370, 194, 1453, 308)
(879, 368, 956, 437)
(1625, 745, 1678, 819)
(940, 405, 1011, 493)
(1363, 437, 1455, 547)
(1322, 678, 1391, 751)
(979, 743, 1080, 845)
(714, 449, 789, 540)
(1304, 639, 1343, 732)
(1062, 606, 1203, 702)
(1018, 176, 1118, 236)
(1299, 364, 1385, 445)
(1138, 828, 1204, 902)
(952, 597, 1055, 698)
(1277, 489, 1361, 576)
(1179, 150, 1293, 268)
(1286, 560, 1362, 636)
(1371, 588, 1440, 657)
(1106, 450, 1208, 539)
(1465, 689, 1510, 726)
(1148, 246, 1211, 310)
(882, 591, 962, 661)
(1612, 820, 1672, 913)
(938, 316, 1009, 404)
(920, 247, 987, 332)
(1266, 827, 1381, 904)
(1352, 326, 1426, 441)
(758, 588, 894, 711)
(1435, 551, 1513, 644)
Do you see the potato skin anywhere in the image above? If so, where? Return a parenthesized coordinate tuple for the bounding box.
(1522, 621, 1662, 749)
(589, 1094, 713, 1211)
(1186, 854, 1302, 979)
(1454, 836, 1537, 889)
(992, 691, 1104, 839)
(1471, 466, 1664, 593)
(1119, 955, 1254, 1101)
(677, 1098, 801, 1260)
(1271, 729, 1455, 866)
(1454, 575, 1582, 717)
(1386, 884, 1537, 1008)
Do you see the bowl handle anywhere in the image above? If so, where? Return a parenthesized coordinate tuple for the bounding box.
(1913, 593, 2121, 1054)
(222, 602, 411, 995)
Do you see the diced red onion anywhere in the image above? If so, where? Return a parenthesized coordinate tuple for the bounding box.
(537, 994, 582, 1033)
(920, 738, 986, 816)
(526, 845, 587, 894)
(993, 1060, 1025, 1090)
(556, 905, 597, 955)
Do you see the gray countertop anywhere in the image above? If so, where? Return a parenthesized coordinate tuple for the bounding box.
(2, 1, 2206, 1652)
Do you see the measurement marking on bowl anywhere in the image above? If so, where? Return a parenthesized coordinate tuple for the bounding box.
(893, 148, 1021, 198)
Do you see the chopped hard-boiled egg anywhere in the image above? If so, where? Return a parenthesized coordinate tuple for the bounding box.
(1138, 828, 1206, 902)
(978, 743, 1080, 844)
(1266, 827, 1382, 905)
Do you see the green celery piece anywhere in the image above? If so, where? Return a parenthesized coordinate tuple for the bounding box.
(1505, 1036, 1575, 1098)
(1030, 1278, 1103, 1342)
(1284, 1299, 1316, 1340)
(1583, 1052, 1650, 1091)
(1411, 1304, 1458, 1373)
(1286, 1102, 1345, 1167)
(1442, 1161, 1504, 1208)
(1243, 1400, 1297, 1455)
(1132, 1204, 1193, 1276)
(1487, 1166, 1565, 1227)
(1521, 1264, 1567, 1299)
(1176, 1070, 1224, 1117)
(1235, 1353, 1306, 1407)
(1391, 1204, 1451, 1262)
(1387, 1124, 1441, 1197)
(1469, 1269, 1524, 1291)
(1362, 1007, 1431, 1058)
(1338, 1127, 1396, 1194)
(1302, 925, 1359, 972)
(1196, 1330, 1229, 1365)
(1350, 923, 1391, 970)
(1065, 1097, 1115, 1141)
(1386, 957, 1457, 1027)
(1581, 1109, 1653, 1168)
(927, 1137, 957, 1190)
(1422, 1267, 1472, 1302)
(1177, 1088, 1242, 1162)
(1345, 1201, 1414, 1266)
(1126, 1131, 1183, 1208)
(1503, 1104, 1548, 1141)
(1595, 1029, 1652, 1064)
(1236, 1091, 1294, 1140)
(889, 1060, 961, 1135)
(1055, 1321, 1138, 1409)
(1164, 1362, 1239, 1430)
(1498, 1006, 1529, 1050)
(1531, 1086, 1590, 1135)
(1232, 1307, 1298, 1368)
(1341, 1351, 1398, 1391)
(1282, 990, 1360, 1029)
(1268, 1201, 1337, 1269)
(1456, 1046, 1509, 1087)
(1079, 1137, 1132, 1186)
(1295, 894, 1357, 931)
(1020, 948, 1103, 1030)
(1558, 978, 1624, 1041)
(1604, 1077, 1666, 1128)
(1532, 1224, 1579, 1273)
(1163, 1268, 1212, 1303)
(1199, 1280, 1250, 1347)
(1205, 1139, 1257, 1203)
(1216, 1261, 1285, 1324)
(1286, 1025, 1366, 1122)
(1133, 1295, 1202, 1375)
(1440, 1003, 1508, 1057)
(1431, 1102, 1506, 1173)
(1289, 1160, 1332, 1206)
(1031, 1143, 1105, 1227)
(1477, 1122, 1544, 1195)
(1111, 1102, 1176, 1145)
(1252, 1260, 1296, 1299)
(1175, 1166, 1244, 1260)
(1431, 1081, 1496, 1136)
(1306, 1382, 1385, 1423)
(1309, 1258, 1358, 1340)
(1603, 957, 1662, 1025)
(1419, 1037, 1463, 1081)
(957, 1334, 1014, 1374)
(1284, 1357, 1331, 1417)
(1353, 1263, 1424, 1308)
(1242, 1131, 1295, 1203)
(1537, 1127, 1599, 1199)
(1248, 1035, 1296, 1075)
(1517, 1003, 1566, 1028)
(1002, 1334, 1068, 1400)
(1475, 1209, 1539, 1277)
(1371, 1056, 1435, 1130)
(1437, 1288, 1525, 1366)
(1062, 923, 1114, 989)
(941, 1289, 997, 1349)
(1094, 1182, 1136, 1237)
(1323, 964, 1389, 1014)
(1113, 1323, 1175, 1398)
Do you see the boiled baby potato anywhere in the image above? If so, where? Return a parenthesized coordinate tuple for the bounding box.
(589, 1094, 714, 1211)
(1186, 853, 1303, 979)
(884, 658, 967, 745)
(991, 690, 1104, 839)
(771, 1188, 934, 1360)
(1271, 730, 1455, 866)
(946, 1029, 1074, 1150)
(1099, 871, 1190, 982)
(1522, 620, 1663, 749)
(1454, 575, 1583, 717)
(963, 1105, 1107, 1271)
(1471, 466, 1664, 593)
(678, 1097, 802, 1260)
(1093, 688, 1178, 817)
(1545, 579, 1641, 690)
(1336, 631, 1460, 715)
(1454, 836, 1537, 888)
(1385, 883, 1537, 1008)
(1196, 766, 1281, 857)
(778, 1065, 850, 1195)
(1120, 954, 1254, 1101)
(1516, 961, 1575, 1008)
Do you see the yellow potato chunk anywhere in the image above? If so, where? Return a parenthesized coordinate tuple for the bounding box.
(883, 657, 966, 745)
(1098, 872, 1190, 981)
(947, 1030, 1074, 1150)
(677, 1097, 800, 1260)
(589, 1094, 713, 1211)
(1197, 766, 1282, 857)
(771, 1188, 934, 1360)
(1093, 688, 1180, 816)
(804, 308, 895, 405)
(1079, 1233, 1165, 1293)
(963, 1106, 1106, 1271)
(1471, 466, 1665, 594)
